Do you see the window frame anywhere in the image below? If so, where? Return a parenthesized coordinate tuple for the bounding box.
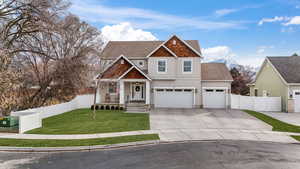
(157, 59, 167, 73)
(182, 59, 193, 73)
(293, 90, 300, 98)
(262, 90, 268, 97)
(107, 82, 117, 95)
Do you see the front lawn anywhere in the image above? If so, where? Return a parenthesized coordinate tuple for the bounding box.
(244, 110, 300, 133)
(27, 109, 150, 134)
(0, 134, 159, 147)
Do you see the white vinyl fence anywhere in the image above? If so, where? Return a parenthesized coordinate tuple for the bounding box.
(11, 94, 94, 133)
(231, 94, 281, 112)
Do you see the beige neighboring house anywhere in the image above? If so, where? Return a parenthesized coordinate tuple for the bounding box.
(95, 35, 233, 111)
(249, 55, 300, 112)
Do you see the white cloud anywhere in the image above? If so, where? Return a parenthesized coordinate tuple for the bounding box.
(238, 57, 265, 67)
(215, 5, 261, 17)
(100, 22, 158, 43)
(202, 46, 237, 62)
(70, 0, 242, 30)
(258, 16, 300, 27)
(283, 16, 300, 25)
(256, 46, 274, 54)
(258, 16, 290, 25)
(202, 46, 232, 58)
(202, 46, 266, 67)
(215, 9, 239, 17)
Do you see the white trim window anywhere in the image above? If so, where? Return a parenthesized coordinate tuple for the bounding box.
(157, 59, 167, 73)
(183, 59, 192, 73)
(108, 82, 117, 95)
(293, 90, 300, 98)
(263, 90, 268, 97)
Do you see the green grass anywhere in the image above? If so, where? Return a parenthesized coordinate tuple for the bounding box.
(291, 135, 300, 141)
(27, 109, 150, 134)
(244, 110, 300, 133)
(0, 134, 159, 147)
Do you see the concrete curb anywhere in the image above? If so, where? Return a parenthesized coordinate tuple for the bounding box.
(0, 140, 161, 152)
(0, 139, 299, 152)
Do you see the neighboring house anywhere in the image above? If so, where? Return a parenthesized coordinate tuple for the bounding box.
(96, 35, 233, 111)
(249, 55, 300, 112)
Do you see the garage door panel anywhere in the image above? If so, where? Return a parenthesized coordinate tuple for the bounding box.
(203, 89, 226, 109)
(154, 89, 193, 108)
(295, 93, 300, 113)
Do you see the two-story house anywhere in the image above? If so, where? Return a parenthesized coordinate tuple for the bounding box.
(95, 35, 233, 111)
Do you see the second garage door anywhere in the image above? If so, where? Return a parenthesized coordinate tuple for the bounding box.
(203, 88, 226, 108)
(294, 91, 300, 113)
(154, 88, 194, 108)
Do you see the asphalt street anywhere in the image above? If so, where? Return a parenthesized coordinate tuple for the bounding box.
(1, 141, 300, 169)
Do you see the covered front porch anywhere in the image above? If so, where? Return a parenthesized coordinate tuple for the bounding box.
(97, 79, 151, 109)
(95, 55, 152, 111)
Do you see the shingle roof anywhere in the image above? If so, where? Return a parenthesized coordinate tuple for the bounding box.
(100, 40, 201, 59)
(267, 56, 300, 83)
(201, 63, 233, 81)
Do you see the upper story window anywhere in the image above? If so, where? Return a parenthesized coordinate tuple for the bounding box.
(183, 60, 192, 73)
(157, 59, 167, 73)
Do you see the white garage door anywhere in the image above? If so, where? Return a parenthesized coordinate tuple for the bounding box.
(154, 88, 194, 108)
(203, 88, 226, 109)
(294, 91, 300, 113)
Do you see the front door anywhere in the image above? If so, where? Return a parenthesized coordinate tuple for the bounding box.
(132, 84, 144, 100)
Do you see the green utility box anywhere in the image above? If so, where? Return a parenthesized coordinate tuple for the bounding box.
(0, 117, 19, 127)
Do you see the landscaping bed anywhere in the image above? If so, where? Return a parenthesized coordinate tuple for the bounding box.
(27, 109, 150, 134)
(244, 110, 300, 133)
(0, 134, 159, 147)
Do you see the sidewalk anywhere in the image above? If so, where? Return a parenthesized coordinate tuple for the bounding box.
(157, 129, 300, 143)
(261, 111, 300, 126)
(0, 129, 299, 143)
(0, 130, 157, 139)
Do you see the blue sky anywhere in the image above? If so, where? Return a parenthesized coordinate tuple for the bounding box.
(70, 0, 300, 67)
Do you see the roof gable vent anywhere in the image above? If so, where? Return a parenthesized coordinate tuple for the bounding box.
(172, 40, 177, 45)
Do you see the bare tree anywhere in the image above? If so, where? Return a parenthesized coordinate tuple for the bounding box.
(0, 0, 103, 114)
(0, 49, 21, 115)
(230, 65, 256, 95)
(16, 14, 103, 109)
(1, 0, 69, 48)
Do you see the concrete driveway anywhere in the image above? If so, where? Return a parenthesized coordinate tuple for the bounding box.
(150, 109, 297, 143)
(150, 108, 272, 130)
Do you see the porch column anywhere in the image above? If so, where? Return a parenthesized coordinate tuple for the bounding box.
(119, 80, 125, 104)
(96, 86, 101, 103)
(146, 80, 150, 105)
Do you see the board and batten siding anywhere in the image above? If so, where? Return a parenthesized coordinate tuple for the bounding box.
(250, 60, 288, 111)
